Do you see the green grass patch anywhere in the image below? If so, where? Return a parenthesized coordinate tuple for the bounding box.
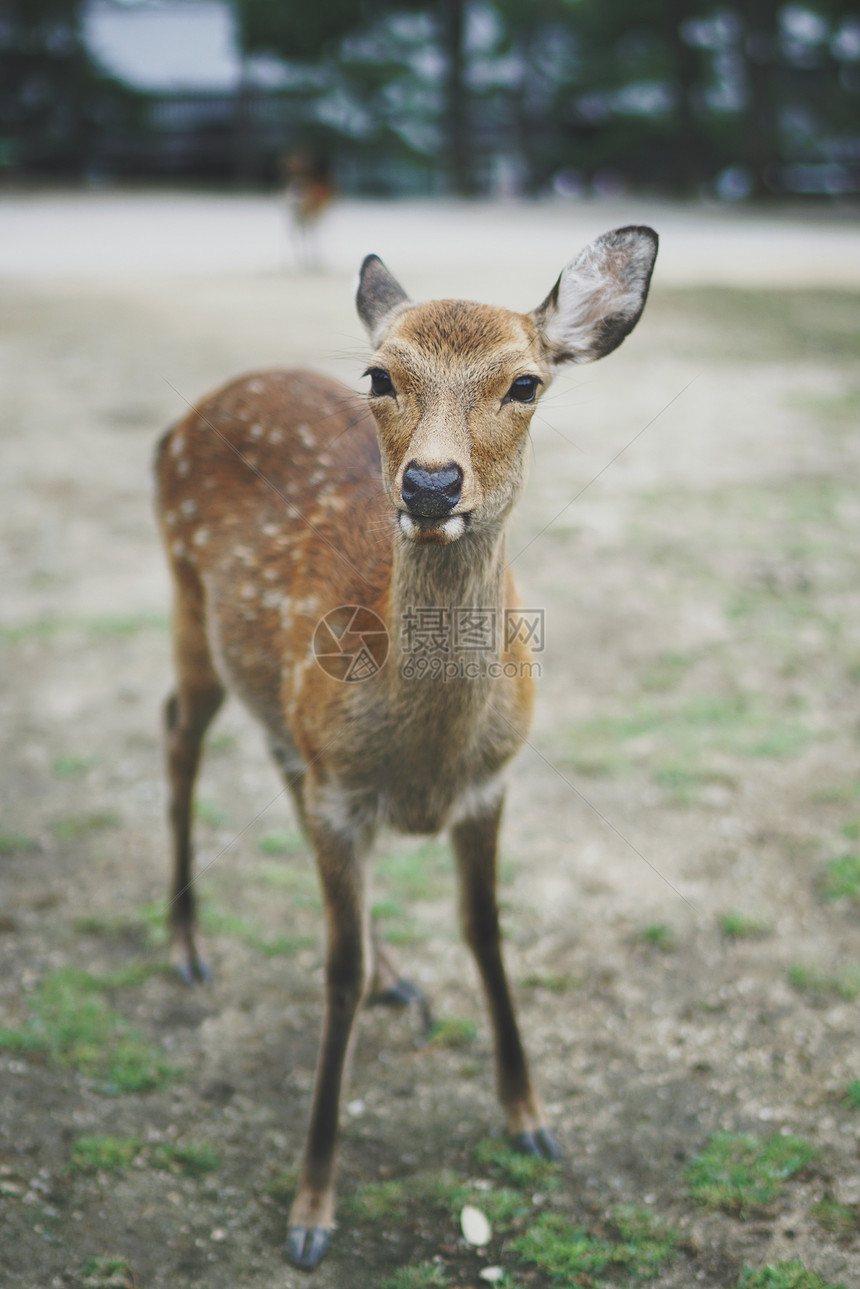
(720, 912, 771, 941)
(788, 963, 860, 1002)
(379, 1263, 449, 1289)
(69, 1134, 142, 1173)
(377, 841, 451, 902)
(0, 967, 179, 1093)
(562, 693, 814, 782)
(639, 923, 675, 952)
(842, 821, 860, 842)
(52, 812, 121, 841)
(811, 1197, 860, 1241)
(738, 1262, 846, 1289)
(344, 1179, 405, 1222)
(257, 829, 305, 856)
(513, 1206, 677, 1284)
(842, 1080, 860, 1109)
(427, 1017, 477, 1049)
(821, 854, 860, 902)
(78, 1256, 136, 1289)
(150, 1140, 220, 1175)
(686, 1133, 817, 1215)
(520, 972, 579, 994)
(53, 753, 99, 778)
(0, 832, 38, 855)
(194, 797, 230, 828)
(0, 611, 168, 646)
(473, 1137, 561, 1192)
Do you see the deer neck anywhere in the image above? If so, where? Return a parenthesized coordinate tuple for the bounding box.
(387, 524, 508, 698)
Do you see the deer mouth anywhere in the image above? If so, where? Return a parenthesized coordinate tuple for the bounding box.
(397, 511, 469, 544)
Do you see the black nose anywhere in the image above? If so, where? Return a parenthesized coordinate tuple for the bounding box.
(401, 461, 463, 518)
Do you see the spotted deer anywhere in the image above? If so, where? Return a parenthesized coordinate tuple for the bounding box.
(155, 225, 658, 1269)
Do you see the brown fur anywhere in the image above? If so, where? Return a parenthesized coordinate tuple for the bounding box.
(154, 227, 657, 1268)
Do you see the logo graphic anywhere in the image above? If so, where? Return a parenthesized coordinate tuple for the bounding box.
(312, 605, 389, 682)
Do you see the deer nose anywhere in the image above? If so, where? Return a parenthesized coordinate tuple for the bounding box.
(401, 461, 463, 517)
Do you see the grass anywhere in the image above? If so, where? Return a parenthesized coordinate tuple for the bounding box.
(811, 1197, 860, 1241)
(562, 693, 815, 783)
(638, 923, 675, 951)
(69, 1134, 142, 1173)
(821, 854, 860, 902)
(686, 1133, 817, 1216)
(520, 972, 579, 993)
(379, 1264, 449, 1289)
(377, 841, 452, 902)
(0, 611, 168, 646)
(344, 1179, 405, 1221)
(0, 832, 38, 855)
(149, 1140, 221, 1175)
(720, 912, 771, 941)
(52, 812, 121, 841)
(788, 963, 860, 1002)
(513, 1207, 677, 1284)
(0, 967, 179, 1093)
(53, 753, 99, 777)
(257, 829, 306, 856)
(194, 797, 230, 828)
(138, 897, 314, 957)
(473, 1137, 561, 1192)
(738, 1263, 847, 1289)
(427, 1017, 477, 1049)
(842, 1081, 860, 1109)
(78, 1256, 136, 1289)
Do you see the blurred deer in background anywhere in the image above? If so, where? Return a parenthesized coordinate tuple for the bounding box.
(281, 152, 334, 270)
(155, 224, 658, 1268)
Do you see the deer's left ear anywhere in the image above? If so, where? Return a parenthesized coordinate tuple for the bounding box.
(532, 225, 658, 366)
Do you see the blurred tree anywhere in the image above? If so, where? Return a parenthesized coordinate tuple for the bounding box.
(0, 0, 142, 177)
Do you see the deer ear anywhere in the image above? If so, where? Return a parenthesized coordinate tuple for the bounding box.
(356, 255, 410, 344)
(532, 226, 658, 366)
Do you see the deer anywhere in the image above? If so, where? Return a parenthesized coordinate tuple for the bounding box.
(154, 224, 658, 1269)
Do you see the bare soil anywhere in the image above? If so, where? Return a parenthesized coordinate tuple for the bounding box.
(1, 195, 860, 1289)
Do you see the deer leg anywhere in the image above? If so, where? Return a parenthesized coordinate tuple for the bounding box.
(164, 572, 225, 984)
(287, 805, 373, 1269)
(451, 799, 560, 1161)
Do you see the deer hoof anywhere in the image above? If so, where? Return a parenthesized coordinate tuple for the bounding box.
(287, 1224, 331, 1270)
(173, 956, 212, 987)
(511, 1127, 561, 1161)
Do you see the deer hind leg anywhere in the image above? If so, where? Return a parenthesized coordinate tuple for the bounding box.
(164, 564, 225, 984)
(451, 799, 560, 1161)
(272, 748, 431, 1029)
(287, 790, 374, 1269)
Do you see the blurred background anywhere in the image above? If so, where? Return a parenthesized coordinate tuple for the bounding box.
(2, 0, 859, 202)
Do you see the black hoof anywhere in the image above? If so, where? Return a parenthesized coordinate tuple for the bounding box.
(174, 957, 212, 987)
(287, 1224, 331, 1270)
(368, 978, 435, 1035)
(511, 1127, 561, 1161)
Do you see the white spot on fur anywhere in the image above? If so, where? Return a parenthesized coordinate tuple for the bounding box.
(295, 596, 319, 616)
(263, 566, 278, 581)
(262, 523, 280, 537)
(241, 582, 257, 600)
(261, 589, 284, 609)
(268, 428, 284, 444)
(170, 433, 185, 457)
(176, 458, 190, 477)
(298, 424, 315, 449)
(171, 539, 187, 558)
(309, 469, 325, 486)
(246, 378, 265, 394)
(234, 544, 255, 565)
(250, 423, 264, 439)
(180, 498, 198, 518)
(164, 510, 177, 527)
(192, 527, 210, 547)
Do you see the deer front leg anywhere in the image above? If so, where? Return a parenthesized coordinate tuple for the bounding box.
(287, 808, 372, 1270)
(451, 799, 560, 1161)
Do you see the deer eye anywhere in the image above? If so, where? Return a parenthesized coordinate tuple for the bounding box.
(365, 367, 394, 398)
(505, 375, 540, 404)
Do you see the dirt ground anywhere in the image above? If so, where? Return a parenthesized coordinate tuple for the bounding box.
(1, 194, 860, 1289)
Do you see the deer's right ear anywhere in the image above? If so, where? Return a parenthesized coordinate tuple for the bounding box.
(356, 255, 410, 345)
(532, 225, 658, 367)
